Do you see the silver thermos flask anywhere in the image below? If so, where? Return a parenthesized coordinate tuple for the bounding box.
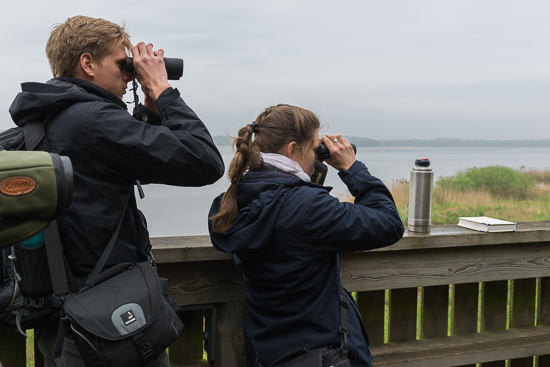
(408, 158, 434, 233)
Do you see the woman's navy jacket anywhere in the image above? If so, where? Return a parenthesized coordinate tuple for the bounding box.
(209, 161, 405, 367)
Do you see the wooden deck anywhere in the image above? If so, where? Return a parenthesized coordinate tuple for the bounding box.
(1, 221, 549, 366)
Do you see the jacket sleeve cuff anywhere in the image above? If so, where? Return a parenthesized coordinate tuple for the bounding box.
(338, 160, 370, 179)
(137, 104, 162, 125)
(154, 87, 180, 113)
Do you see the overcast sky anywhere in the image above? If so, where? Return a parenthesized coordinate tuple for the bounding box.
(1, 0, 548, 140)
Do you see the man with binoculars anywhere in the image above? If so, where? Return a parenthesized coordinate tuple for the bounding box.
(8, 15, 224, 366)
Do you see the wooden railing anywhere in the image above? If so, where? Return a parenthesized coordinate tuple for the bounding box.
(1, 221, 550, 366)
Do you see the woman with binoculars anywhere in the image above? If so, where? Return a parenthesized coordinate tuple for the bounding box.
(209, 104, 404, 367)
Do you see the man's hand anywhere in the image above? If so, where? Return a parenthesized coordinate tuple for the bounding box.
(131, 42, 172, 112)
(321, 134, 356, 171)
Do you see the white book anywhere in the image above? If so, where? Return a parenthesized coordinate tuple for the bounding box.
(457, 216, 517, 233)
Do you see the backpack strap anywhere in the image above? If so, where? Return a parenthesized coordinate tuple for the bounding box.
(24, 121, 49, 151)
(43, 221, 70, 297)
(23, 108, 64, 152)
(43, 220, 72, 357)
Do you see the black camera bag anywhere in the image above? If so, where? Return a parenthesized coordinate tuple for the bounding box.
(44, 193, 183, 367)
(63, 262, 183, 367)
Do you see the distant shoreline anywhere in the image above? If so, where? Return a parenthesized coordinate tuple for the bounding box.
(2, 129, 548, 148)
(213, 135, 550, 148)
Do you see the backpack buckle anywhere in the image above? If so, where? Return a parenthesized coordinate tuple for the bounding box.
(23, 297, 45, 308)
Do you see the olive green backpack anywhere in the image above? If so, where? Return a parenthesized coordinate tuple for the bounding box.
(1, 124, 74, 336)
(0, 151, 73, 247)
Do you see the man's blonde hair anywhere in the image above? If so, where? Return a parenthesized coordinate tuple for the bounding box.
(46, 16, 132, 78)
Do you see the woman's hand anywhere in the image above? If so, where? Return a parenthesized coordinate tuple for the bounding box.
(321, 134, 356, 171)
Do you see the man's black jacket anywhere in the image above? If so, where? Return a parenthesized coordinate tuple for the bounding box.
(9, 78, 224, 277)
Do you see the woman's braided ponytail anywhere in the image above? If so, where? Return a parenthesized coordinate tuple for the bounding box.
(210, 104, 320, 233)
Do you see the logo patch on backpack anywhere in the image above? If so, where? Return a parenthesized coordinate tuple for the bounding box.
(121, 310, 137, 326)
(0, 176, 36, 196)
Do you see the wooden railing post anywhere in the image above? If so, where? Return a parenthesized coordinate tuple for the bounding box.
(480, 280, 508, 367)
(357, 290, 386, 346)
(388, 287, 417, 343)
(215, 301, 246, 367)
(510, 278, 537, 367)
(537, 277, 550, 366)
(421, 285, 449, 339)
(451, 282, 479, 367)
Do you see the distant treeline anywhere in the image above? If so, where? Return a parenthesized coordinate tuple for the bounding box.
(213, 135, 550, 147)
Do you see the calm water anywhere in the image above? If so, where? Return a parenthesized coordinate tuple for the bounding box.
(138, 146, 550, 237)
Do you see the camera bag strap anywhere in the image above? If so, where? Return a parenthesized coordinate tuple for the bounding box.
(86, 195, 130, 283)
(49, 195, 130, 358)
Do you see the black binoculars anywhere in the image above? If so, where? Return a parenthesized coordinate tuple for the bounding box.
(125, 57, 184, 80)
(316, 141, 357, 160)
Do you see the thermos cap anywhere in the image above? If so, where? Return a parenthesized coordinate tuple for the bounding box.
(415, 158, 430, 167)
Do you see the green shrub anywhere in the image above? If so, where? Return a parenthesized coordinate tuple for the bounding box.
(437, 174, 476, 191)
(436, 166, 535, 199)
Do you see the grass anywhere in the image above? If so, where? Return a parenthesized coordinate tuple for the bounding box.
(340, 167, 550, 224)
(26, 329, 35, 367)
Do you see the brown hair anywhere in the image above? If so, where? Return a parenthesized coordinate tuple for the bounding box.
(210, 104, 320, 233)
(46, 16, 132, 78)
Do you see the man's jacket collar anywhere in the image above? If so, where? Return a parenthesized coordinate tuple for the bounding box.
(47, 77, 128, 110)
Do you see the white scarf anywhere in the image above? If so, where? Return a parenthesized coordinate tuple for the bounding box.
(260, 153, 311, 182)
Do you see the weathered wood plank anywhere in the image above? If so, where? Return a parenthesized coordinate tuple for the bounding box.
(341, 242, 550, 293)
(152, 236, 232, 263)
(452, 283, 478, 367)
(540, 277, 550, 326)
(535, 278, 550, 367)
(480, 280, 508, 367)
(157, 260, 245, 305)
(0, 324, 26, 367)
(215, 301, 246, 367)
(372, 324, 550, 367)
(511, 278, 536, 329)
(150, 222, 550, 263)
(421, 285, 448, 339)
(481, 280, 508, 333)
(389, 288, 417, 343)
(357, 290, 386, 345)
(510, 278, 537, 367)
